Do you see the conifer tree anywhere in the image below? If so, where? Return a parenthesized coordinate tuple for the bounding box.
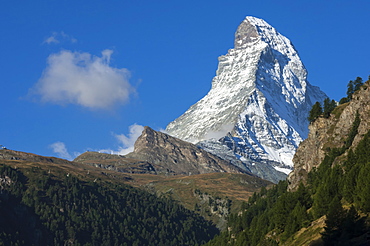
(355, 162, 370, 212)
(312, 183, 331, 218)
(323, 98, 336, 118)
(295, 182, 312, 209)
(321, 196, 345, 245)
(308, 101, 323, 123)
(346, 80, 355, 99)
(282, 201, 309, 241)
(346, 77, 363, 101)
(341, 206, 366, 240)
(353, 77, 363, 91)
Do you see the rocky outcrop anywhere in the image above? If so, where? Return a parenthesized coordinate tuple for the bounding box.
(126, 126, 249, 176)
(288, 80, 370, 191)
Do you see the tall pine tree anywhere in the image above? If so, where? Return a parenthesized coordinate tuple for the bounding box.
(323, 98, 336, 118)
(308, 101, 323, 123)
(321, 196, 345, 245)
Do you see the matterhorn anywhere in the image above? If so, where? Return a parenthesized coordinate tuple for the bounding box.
(166, 16, 327, 183)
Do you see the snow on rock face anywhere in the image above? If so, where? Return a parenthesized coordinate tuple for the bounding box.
(166, 16, 327, 181)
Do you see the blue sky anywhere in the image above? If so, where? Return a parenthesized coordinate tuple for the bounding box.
(1, 0, 369, 159)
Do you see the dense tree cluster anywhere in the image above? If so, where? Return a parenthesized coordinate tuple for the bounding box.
(339, 77, 364, 104)
(308, 101, 323, 123)
(0, 166, 219, 245)
(308, 98, 337, 123)
(206, 112, 370, 245)
(205, 180, 314, 245)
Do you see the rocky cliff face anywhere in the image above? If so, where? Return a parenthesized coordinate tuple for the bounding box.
(288, 80, 370, 191)
(126, 126, 249, 176)
(166, 16, 327, 182)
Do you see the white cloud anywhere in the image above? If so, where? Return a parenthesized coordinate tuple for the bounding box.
(115, 124, 144, 155)
(43, 31, 77, 44)
(204, 123, 234, 140)
(44, 35, 59, 44)
(93, 124, 144, 155)
(30, 49, 134, 110)
(49, 141, 73, 160)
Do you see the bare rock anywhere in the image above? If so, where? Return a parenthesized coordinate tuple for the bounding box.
(126, 126, 249, 176)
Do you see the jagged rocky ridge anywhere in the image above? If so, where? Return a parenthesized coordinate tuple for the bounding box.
(125, 126, 249, 176)
(288, 80, 370, 191)
(74, 127, 258, 180)
(166, 16, 327, 182)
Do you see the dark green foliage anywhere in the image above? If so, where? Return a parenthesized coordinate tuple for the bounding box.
(0, 165, 48, 246)
(342, 150, 357, 203)
(322, 203, 367, 246)
(355, 162, 370, 212)
(343, 130, 370, 212)
(339, 97, 350, 104)
(353, 77, 364, 92)
(341, 206, 366, 240)
(346, 77, 363, 101)
(323, 98, 337, 118)
(0, 165, 219, 245)
(346, 80, 355, 99)
(204, 180, 315, 245)
(321, 196, 345, 245)
(340, 76, 366, 104)
(280, 201, 310, 242)
(308, 101, 323, 123)
(308, 98, 336, 122)
(311, 163, 343, 219)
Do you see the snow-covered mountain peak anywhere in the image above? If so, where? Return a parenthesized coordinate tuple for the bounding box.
(166, 16, 327, 182)
(235, 17, 292, 51)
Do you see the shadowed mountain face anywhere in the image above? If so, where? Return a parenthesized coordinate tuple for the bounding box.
(166, 16, 327, 182)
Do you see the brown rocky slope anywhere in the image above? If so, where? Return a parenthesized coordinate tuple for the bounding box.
(125, 126, 249, 176)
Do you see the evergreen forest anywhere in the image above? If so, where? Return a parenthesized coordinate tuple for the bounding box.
(0, 164, 218, 245)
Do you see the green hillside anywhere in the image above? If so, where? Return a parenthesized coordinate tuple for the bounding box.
(0, 160, 219, 245)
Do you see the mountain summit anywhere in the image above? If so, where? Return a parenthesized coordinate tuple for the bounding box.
(166, 16, 327, 181)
